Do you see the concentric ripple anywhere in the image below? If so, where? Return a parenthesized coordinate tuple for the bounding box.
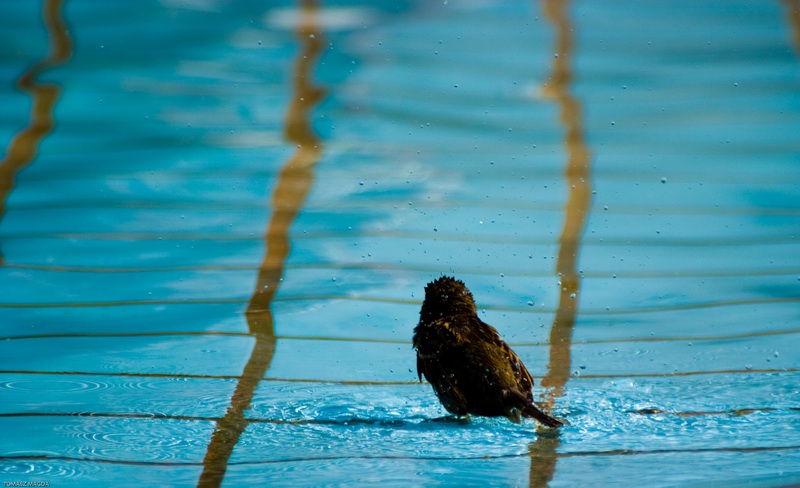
(53, 417, 215, 463)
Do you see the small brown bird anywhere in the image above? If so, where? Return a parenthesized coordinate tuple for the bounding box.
(413, 276, 562, 427)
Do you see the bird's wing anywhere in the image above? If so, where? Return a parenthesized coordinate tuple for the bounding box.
(413, 319, 454, 383)
(507, 341, 535, 397)
(471, 318, 535, 397)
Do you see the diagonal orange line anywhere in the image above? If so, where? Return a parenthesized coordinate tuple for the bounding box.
(784, 0, 800, 56)
(530, 0, 593, 485)
(0, 0, 72, 265)
(197, 1, 326, 486)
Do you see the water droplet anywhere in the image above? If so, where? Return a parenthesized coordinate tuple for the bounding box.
(660, 177, 667, 184)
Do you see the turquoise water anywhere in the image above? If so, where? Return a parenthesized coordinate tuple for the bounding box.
(1, 0, 799, 486)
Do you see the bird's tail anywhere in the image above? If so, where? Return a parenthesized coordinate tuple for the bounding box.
(504, 389, 564, 428)
(521, 401, 563, 428)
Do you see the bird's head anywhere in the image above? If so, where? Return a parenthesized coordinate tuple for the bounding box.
(419, 276, 477, 324)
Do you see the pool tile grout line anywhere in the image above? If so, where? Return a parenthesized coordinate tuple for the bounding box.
(2, 296, 798, 316)
(5, 261, 800, 279)
(1, 368, 797, 383)
(2, 444, 799, 468)
(2, 327, 799, 346)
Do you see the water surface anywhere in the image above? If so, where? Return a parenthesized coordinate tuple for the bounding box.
(1, 0, 799, 486)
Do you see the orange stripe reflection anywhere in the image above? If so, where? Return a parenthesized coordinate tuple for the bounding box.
(197, 1, 326, 486)
(784, 0, 800, 56)
(530, 0, 593, 485)
(0, 0, 72, 265)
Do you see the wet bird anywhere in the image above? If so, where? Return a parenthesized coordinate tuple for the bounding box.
(413, 276, 563, 427)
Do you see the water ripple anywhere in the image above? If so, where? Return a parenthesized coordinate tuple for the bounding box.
(53, 417, 214, 463)
(0, 378, 111, 393)
(0, 374, 236, 419)
(0, 460, 101, 480)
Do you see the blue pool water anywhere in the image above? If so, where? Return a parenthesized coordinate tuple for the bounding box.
(1, 0, 799, 486)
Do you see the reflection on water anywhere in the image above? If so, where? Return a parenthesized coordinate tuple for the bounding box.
(529, 0, 593, 485)
(1, 0, 799, 486)
(0, 0, 71, 265)
(537, 0, 593, 405)
(786, 0, 800, 55)
(199, 1, 326, 486)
